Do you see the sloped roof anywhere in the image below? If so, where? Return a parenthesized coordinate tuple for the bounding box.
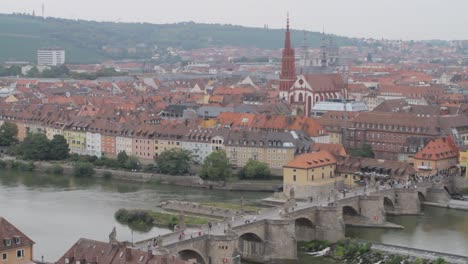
(0, 217, 35, 251)
(285, 150, 336, 169)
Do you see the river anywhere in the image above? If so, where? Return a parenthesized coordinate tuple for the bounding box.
(1, 170, 467, 263)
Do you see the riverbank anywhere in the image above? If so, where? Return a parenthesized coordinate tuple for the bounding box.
(300, 239, 465, 264)
(0, 157, 281, 192)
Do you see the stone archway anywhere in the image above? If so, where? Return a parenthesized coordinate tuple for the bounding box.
(342, 205, 360, 223)
(178, 249, 206, 264)
(295, 217, 316, 241)
(384, 197, 395, 213)
(238, 233, 264, 260)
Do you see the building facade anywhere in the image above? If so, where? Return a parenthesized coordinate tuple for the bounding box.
(37, 48, 65, 66)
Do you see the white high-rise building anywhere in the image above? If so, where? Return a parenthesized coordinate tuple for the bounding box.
(37, 48, 65, 66)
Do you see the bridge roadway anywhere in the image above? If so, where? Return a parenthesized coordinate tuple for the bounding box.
(136, 182, 410, 249)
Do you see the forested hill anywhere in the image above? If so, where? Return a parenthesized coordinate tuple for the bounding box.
(0, 13, 356, 63)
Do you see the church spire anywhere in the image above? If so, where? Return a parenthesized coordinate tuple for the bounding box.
(279, 14, 297, 93)
(284, 13, 291, 50)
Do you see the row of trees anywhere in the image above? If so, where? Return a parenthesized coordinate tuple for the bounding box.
(0, 122, 18, 146)
(154, 148, 272, 181)
(14, 133, 70, 161)
(26, 65, 127, 80)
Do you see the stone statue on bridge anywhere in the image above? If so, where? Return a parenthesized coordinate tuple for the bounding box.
(109, 227, 117, 244)
(289, 187, 295, 200)
(175, 211, 186, 232)
(240, 196, 245, 213)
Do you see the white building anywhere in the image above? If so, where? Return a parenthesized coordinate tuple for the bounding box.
(37, 48, 66, 66)
(311, 99, 368, 117)
(86, 132, 102, 157)
(116, 136, 133, 155)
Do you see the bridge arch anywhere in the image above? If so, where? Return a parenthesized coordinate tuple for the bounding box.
(295, 217, 316, 241)
(178, 249, 206, 264)
(342, 205, 359, 216)
(238, 233, 265, 260)
(383, 197, 395, 213)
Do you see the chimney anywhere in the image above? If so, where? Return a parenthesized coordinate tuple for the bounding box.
(125, 247, 132, 262)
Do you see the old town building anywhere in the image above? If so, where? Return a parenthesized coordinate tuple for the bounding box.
(0, 217, 35, 264)
(413, 136, 459, 176)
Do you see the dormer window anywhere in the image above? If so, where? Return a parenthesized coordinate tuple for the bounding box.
(4, 239, 11, 247)
(14, 237, 20, 245)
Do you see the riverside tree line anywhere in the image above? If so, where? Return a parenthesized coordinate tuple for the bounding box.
(0, 122, 272, 180)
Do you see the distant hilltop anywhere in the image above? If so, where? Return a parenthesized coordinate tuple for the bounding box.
(0, 13, 355, 64)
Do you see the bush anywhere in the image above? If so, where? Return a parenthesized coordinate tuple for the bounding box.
(8, 161, 34, 171)
(73, 162, 95, 177)
(0, 160, 7, 168)
(51, 164, 64, 175)
(103, 171, 113, 179)
(463, 188, 468, 195)
(300, 240, 331, 251)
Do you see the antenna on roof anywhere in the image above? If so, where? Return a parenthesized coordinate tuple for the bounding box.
(41, 3, 45, 19)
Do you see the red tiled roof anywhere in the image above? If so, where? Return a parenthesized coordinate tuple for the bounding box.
(0, 217, 35, 251)
(285, 150, 337, 169)
(414, 136, 459, 161)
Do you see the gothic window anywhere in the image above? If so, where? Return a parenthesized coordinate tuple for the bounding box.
(298, 93, 304, 102)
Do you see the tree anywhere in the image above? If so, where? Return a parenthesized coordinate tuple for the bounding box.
(199, 150, 232, 181)
(26, 67, 40, 78)
(49, 135, 70, 160)
(239, 160, 271, 180)
(154, 149, 193, 175)
(349, 144, 375, 158)
(124, 156, 140, 170)
(20, 133, 51, 160)
(0, 122, 18, 146)
(117, 151, 129, 164)
(73, 162, 95, 177)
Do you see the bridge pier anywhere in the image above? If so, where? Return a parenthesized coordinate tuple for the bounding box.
(391, 189, 421, 215)
(263, 219, 297, 264)
(313, 207, 345, 242)
(359, 196, 386, 225)
(426, 188, 450, 204)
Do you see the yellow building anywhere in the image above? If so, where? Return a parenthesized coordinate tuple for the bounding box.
(283, 150, 344, 199)
(0, 217, 35, 264)
(413, 136, 459, 176)
(459, 148, 468, 178)
(63, 130, 87, 155)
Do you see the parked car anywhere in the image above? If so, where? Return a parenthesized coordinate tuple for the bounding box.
(451, 193, 464, 200)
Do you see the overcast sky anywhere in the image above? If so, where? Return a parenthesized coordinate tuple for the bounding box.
(1, 0, 467, 40)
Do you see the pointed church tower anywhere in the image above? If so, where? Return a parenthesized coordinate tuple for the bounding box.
(279, 14, 297, 98)
(320, 30, 328, 68)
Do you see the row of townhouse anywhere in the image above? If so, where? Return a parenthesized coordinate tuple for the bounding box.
(1, 113, 317, 168)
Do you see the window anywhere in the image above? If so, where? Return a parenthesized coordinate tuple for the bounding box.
(293, 175, 296, 181)
(16, 249, 24, 259)
(322, 173, 324, 179)
(4, 239, 11, 247)
(15, 237, 20, 244)
(2, 253, 7, 261)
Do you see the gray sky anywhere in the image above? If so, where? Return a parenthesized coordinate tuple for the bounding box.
(2, 0, 467, 40)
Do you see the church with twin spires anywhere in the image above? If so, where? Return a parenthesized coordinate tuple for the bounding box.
(279, 16, 348, 117)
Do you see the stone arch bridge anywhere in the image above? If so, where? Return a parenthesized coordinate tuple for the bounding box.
(136, 179, 453, 264)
